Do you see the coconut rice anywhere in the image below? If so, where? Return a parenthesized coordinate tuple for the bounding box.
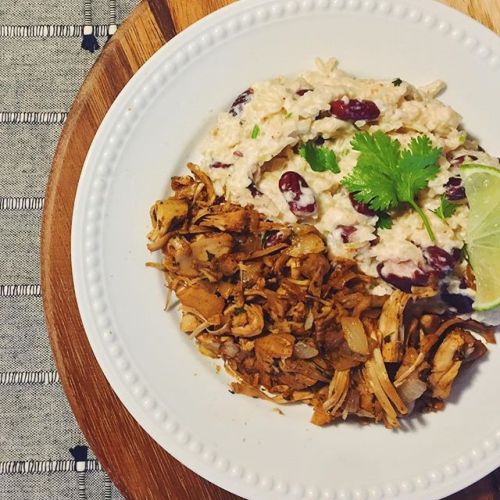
(198, 58, 499, 297)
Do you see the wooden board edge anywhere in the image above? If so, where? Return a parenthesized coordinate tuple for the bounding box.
(40, 1, 175, 495)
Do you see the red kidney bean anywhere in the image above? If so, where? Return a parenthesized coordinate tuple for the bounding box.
(452, 248, 462, 262)
(338, 225, 357, 243)
(330, 99, 380, 122)
(440, 285, 473, 314)
(424, 246, 458, 277)
(278, 171, 317, 218)
(247, 181, 262, 198)
(229, 88, 254, 117)
(377, 260, 429, 292)
(316, 109, 333, 120)
(210, 162, 232, 169)
(444, 176, 466, 201)
(262, 230, 286, 248)
(446, 153, 478, 166)
(349, 193, 376, 216)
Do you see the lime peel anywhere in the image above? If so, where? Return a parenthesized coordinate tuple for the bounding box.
(461, 163, 500, 311)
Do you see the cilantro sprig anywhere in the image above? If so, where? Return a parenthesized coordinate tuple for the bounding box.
(342, 131, 442, 242)
(299, 141, 340, 174)
(251, 124, 261, 139)
(434, 194, 457, 220)
(376, 213, 393, 230)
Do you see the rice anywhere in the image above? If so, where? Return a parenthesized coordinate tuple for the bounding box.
(198, 58, 499, 295)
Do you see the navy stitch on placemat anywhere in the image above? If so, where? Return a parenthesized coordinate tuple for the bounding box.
(82, 0, 100, 53)
(70, 446, 89, 499)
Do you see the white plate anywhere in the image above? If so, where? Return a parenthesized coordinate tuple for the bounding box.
(72, 1, 500, 498)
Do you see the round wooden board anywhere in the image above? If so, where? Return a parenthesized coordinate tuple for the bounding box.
(41, 0, 499, 498)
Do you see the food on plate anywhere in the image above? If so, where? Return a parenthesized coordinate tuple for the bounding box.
(147, 166, 495, 428)
(147, 60, 499, 428)
(198, 58, 500, 307)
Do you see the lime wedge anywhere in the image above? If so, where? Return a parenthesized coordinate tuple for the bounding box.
(461, 164, 500, 311)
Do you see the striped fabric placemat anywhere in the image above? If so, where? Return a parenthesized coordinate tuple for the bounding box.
(0, 1, 140, 497)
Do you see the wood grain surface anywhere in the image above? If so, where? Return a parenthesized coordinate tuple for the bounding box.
(40, 0, 499, 499)
(439, 0, 500, 34)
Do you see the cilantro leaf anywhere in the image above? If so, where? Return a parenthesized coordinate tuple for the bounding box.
(351, 131, 401, 174)
(396, 136, 441, 202)
(392, 78, 403, 86)
(376, 213, 393, 229)
(299, 141, 340, 174)
(343, 131, 400, 211)
(342, 131, 442, 242)
(251, 124, 260, 139)
(434, 194, 457, 220)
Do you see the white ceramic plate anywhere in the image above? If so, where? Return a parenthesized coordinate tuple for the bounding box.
(72, 0, 500, 498)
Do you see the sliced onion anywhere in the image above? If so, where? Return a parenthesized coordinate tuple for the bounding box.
(189, 320, 210, 339)
(205, 323, 230, 335)
(341, 316, 370, 355)
(398, 378, 427, 404)
(221, 341, 240, 358)
(294, 341, 319, 359)
(304, 310, 314, 331)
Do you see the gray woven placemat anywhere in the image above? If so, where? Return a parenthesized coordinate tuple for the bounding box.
(0, 1, 140, 498)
